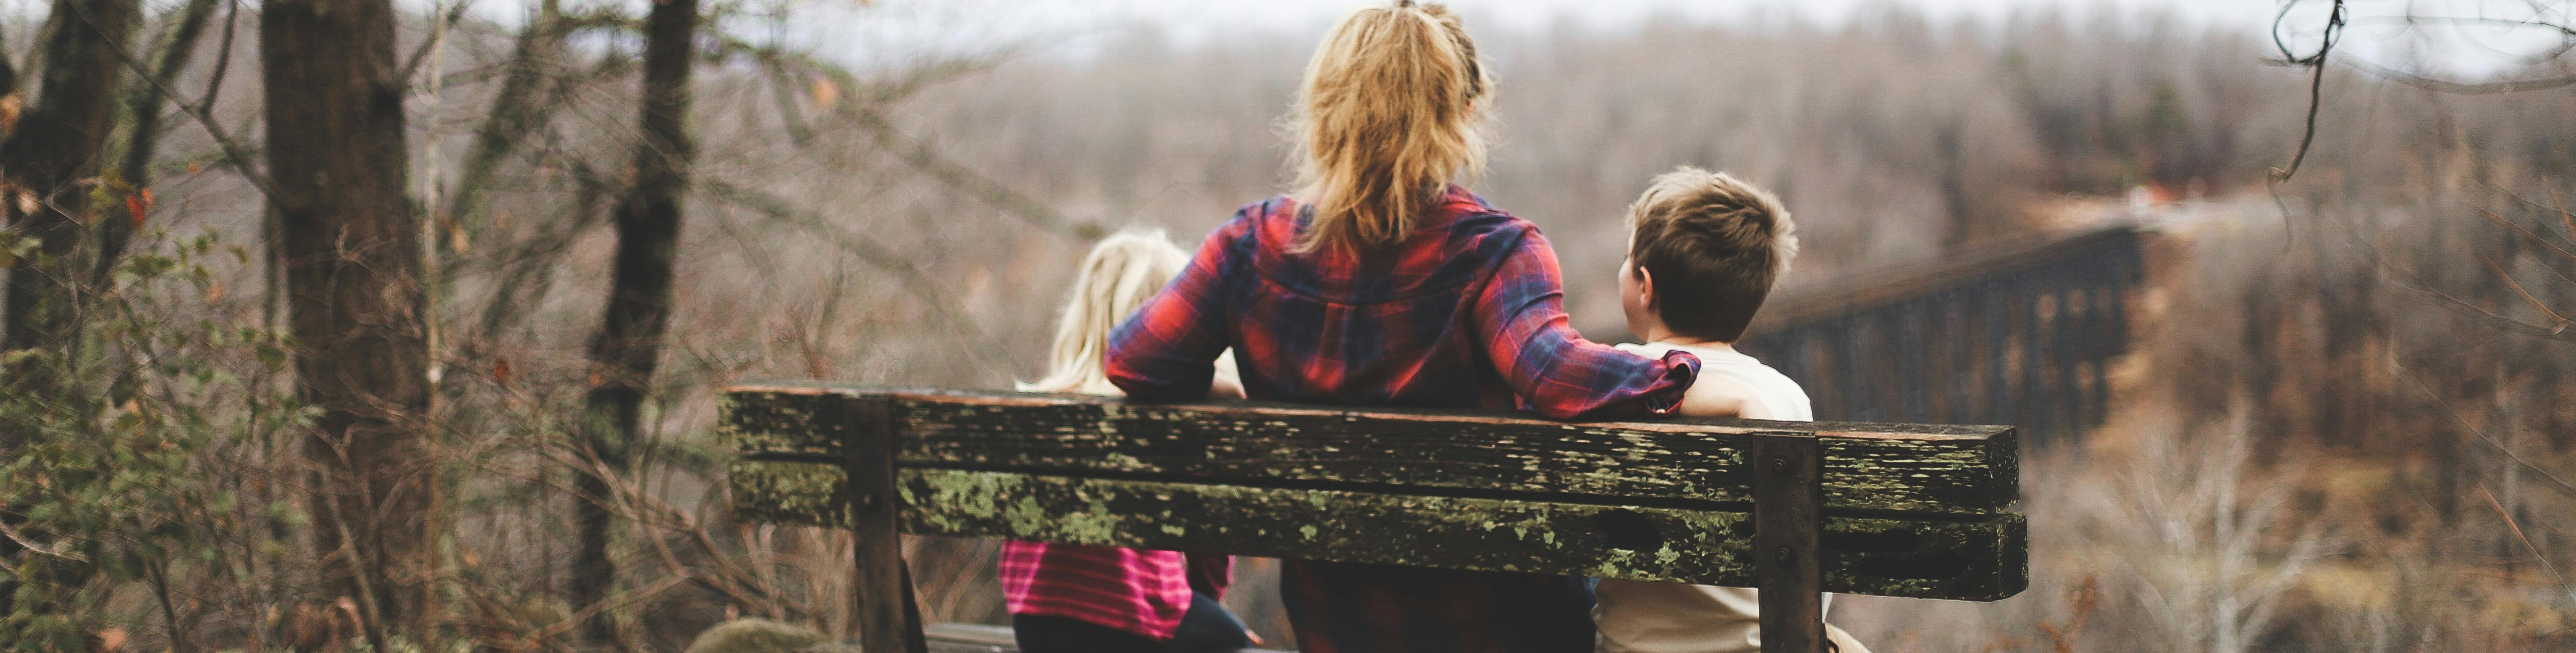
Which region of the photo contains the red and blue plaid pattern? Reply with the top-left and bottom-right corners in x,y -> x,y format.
1105,186 -> 1700,653
1105,186 -> 1698,419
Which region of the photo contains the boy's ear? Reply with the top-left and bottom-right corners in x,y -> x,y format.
1635,266 -> 1656,310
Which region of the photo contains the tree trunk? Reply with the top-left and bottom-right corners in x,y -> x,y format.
0,0 -> 142,619
260,0 -> 435,646
573,0 -> 696,644
0,0 -> 142,390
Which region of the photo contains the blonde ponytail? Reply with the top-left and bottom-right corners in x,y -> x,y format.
1289,1 -> 1492,254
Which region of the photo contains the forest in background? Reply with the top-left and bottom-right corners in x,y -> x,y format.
2,0 -> 2574,651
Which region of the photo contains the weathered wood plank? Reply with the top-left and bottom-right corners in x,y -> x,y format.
730,461 -> 2026,601
722,385 -> 2017,515
1754,436 -> 1826,653
841,397 -> 925,653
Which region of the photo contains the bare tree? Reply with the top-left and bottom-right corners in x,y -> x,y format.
574,0 -> 699,644
260,0 -> 436,646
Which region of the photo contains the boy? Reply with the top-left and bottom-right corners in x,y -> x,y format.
1594,166 -> 1871,653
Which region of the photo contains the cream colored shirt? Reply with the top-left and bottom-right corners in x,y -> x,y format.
1595,343 -> 1865,653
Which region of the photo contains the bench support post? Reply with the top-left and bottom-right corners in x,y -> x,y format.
1753,434 -> 1826,653
846,397 -> 927,653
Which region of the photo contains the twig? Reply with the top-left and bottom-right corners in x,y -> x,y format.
146,558 -> 190,653
698,178 -> 1023,368
2471,201 -> 2576,265
0,513 -> 86,561
88,8 -> 281,203
2376,257 -> 2573,339
2476,484 -> 2576,608
2321,190 -> 2576,341
198,0 -> 239,112
2343,55 -> 2576,95
847,108 -> 1105,240
529,573 -> 690,642
714,35 -> 1094,239
2476,253 -> 2571,326
2270,0 -> 2346,184
2395,364 -> 2576,500
398,0 -> 478,88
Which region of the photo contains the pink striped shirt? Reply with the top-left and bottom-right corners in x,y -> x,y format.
999,542 -> 1226,639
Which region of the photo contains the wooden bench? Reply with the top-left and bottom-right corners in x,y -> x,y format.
724,384 -> 2027,653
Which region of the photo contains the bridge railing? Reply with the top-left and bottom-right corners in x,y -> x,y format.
1739,224 -> 2149,445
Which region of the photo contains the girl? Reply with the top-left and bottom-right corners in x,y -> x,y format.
1102,3 -> 1702,653
1007,231 -> 1251,653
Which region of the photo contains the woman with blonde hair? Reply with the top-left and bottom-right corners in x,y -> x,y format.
1007,231 -> 1251,653
1103,3 -> 1702,652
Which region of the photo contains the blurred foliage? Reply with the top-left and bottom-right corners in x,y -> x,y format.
0,228 -> 312,651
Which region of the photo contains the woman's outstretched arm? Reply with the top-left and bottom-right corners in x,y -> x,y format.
1104,217 -> 1246,402
1473,229 -> 1700,420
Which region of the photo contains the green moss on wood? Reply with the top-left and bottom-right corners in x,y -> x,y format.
731,461 -> 2025,600
723,387 -> 2018,515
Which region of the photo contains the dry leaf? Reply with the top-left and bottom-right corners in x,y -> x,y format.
810,75 -> 841,112
492,356 -> 513,385
187,161 -> 202,174
16,189 -> 34,214
205,281 -> 226,305
94,627 -> 128,653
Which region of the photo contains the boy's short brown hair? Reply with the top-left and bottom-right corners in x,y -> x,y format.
1625,166 -> 1798,342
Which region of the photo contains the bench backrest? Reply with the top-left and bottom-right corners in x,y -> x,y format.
723,384 -> 2026,602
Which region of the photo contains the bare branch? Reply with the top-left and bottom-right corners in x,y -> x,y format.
2270,0 -> 2345,184
696,177 -> 1026,371
2395,365 -> 2576,500
2343,55 -> 2576,94
448,0 -> 578,238
2469,205 -> 2576,286
847,107 -> 1107,240
90,7 -> 280,202
2476,484 -> 2576,608
0,513 -> 86,561
398,0 -> 477,89
199,0 -> 240,111
2477,253 -> 2570,326
2376,259 -> 2572,339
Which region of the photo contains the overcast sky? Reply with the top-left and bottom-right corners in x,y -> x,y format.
3,0 -> 2544,81
1088,0 -> 2284,36
787,0 -> 2567,79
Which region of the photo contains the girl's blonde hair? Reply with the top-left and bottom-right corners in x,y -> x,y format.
1020,231 -> 1194,395
1289,0 -> 1492,254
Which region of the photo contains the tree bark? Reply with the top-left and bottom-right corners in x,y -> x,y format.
260,0 -> 435,646
0,0 -> 142,622
0,0 -> 142,389
573,0 -> 696,644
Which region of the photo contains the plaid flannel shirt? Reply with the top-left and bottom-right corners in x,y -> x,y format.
1105,187 -> 1700,653
1105,186 -> 1697,418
